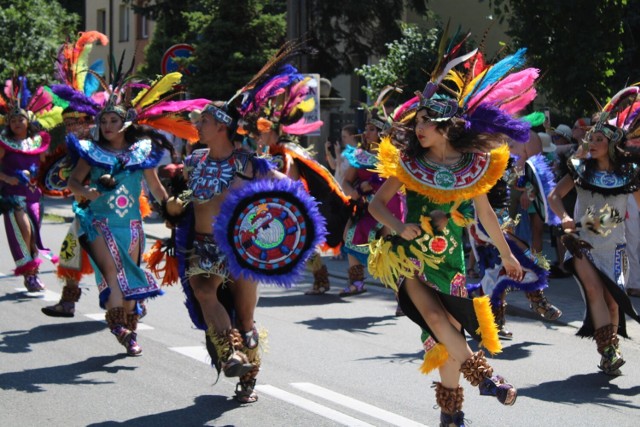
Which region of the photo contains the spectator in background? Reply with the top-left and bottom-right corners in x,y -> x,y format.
325,123 -> 358,189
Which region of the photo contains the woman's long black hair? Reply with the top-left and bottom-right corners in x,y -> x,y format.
97,122 -> 175,157
403,107 -> 504,159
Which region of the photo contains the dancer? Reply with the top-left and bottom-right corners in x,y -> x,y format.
238,64 -> 351,296
340,107 -> 405,297
0,78 -> 61,293
67,70 -> 196,356
548,86 -> 640,376
368,44 -> 538,425
42,30 -> 108,317
468,155 -> 554,339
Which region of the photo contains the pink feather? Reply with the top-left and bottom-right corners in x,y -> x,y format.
28,87 -> 53,113
468,68 -> 539,113
393,95 -> 419,121
244,76 -> 291,113
140,98 -> 210,118
281,119 -> 323,135
499,87 -> 537,115
91,91 -> 109,107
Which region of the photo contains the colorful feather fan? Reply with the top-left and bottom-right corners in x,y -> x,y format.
52,31 -> 109,116
236,41 -> 322,136
0,77 -> 62,130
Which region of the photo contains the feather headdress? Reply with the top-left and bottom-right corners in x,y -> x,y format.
394,26 -> 539,144
0,77 -> 62,129
51,31 -> 109,118
235,40 -> 322,136
587,85 -> 640,161
83,50 -> 206,142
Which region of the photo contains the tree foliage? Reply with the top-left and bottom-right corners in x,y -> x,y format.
0,0 -> 79,85
484,0 -> 633,119
355,23 -> 441,100
130,0 -> 287,100
306,0 -> 429,79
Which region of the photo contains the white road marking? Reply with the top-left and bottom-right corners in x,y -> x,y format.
291,382 -> 428,427
170,346 -> 209,364
85,313 -> 154,330
255,384 -> 376,427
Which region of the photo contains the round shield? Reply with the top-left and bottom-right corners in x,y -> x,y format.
38,149 -> 73,198
524,155 -> 560,225
214,178 -> 326,287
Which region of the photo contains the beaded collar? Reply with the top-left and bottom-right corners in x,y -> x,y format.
568,157 -> 639,195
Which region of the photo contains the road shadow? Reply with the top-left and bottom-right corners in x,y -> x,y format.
358,350 -> 424,365
491,340 -> 551,361
519,372 -> 640,409
87,394 -> 240,427
297,315 -> 397,335
0,354 -> 132,393
258,292 -> 349,308
0,320 -> 105,354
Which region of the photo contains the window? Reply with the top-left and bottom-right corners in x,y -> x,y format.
119,4 -> 129,42
137,13 -> 149,40
97,9 -> 106,34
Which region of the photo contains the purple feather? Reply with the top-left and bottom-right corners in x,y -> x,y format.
475,232 -> 549,307
51,84 -> 101,116
466,104 -> 530,142
214,178 -> 327,287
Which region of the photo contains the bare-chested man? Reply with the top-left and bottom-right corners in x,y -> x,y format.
177,102 -> 282,403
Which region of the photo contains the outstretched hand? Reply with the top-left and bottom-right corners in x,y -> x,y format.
501,252 -> 524,281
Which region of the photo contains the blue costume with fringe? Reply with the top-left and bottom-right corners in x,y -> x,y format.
67,135 -> 164,308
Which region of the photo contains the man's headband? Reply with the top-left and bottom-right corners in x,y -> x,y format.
203,104 -> 233,126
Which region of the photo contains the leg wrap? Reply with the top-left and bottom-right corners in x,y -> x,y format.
460,350 -> 517,406
205,327 -> 254,378
348,264 -> 365,284
105,307 -> 127,330
526,289 -> 562,320
106,307 -> 141,356
61,285 -> 82,303
312,264 -> 330,289
594,324 -> 624,375
459,350 -> 493,387
235,325 -> 263,404
492,302 -> 506,329
126,313 -> 139,332
434,382 -> 464,414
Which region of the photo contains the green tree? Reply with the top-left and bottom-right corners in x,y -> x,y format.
355,23 -> 441,100
130,0 -> 287,100
184,0 -> 287,99
484,0 -> 631,119
0,0 -> 79,85
306,0 -> 430,80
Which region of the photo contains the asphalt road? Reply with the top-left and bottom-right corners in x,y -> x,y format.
1,215 -> 639,426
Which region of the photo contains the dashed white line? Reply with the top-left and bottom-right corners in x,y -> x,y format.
85,313 -> 154,330
255,384 -> 377,427
291,382 -> 428,427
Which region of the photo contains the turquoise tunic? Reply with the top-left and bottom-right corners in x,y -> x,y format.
69,136 -> 165,308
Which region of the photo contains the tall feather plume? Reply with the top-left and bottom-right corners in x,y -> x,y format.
230,39 -> 312,105
73,31 -> 109,92
463,48 -> 527,107
131,72 -> 182,111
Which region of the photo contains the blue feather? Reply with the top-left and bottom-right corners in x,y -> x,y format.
18,76 -> 31,109
464,48 -> 527,105
84,59 -> 104,96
